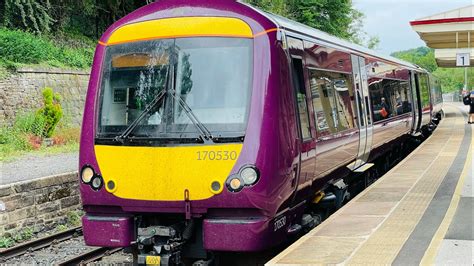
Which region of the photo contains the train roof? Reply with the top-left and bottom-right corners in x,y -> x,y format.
242,3 -> 423,72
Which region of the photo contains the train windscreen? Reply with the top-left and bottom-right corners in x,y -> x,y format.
97,37 -> 253,141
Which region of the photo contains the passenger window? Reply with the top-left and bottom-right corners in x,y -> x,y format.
369,79 -> 412,122
419,74 -> 430,109
292,58 -> 312,140
309,69 -> 356,137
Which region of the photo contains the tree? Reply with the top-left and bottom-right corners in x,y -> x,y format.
245,0 -> 379,49
347,8 -> 380,49
4,0 -> 54,34
245,0 -> 290,17
391,47 -> 438,72
392,46 -> 474,92
0,0 -> 6,27
289,0 -> 353,39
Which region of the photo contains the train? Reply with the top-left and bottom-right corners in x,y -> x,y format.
78,1 -> 443,265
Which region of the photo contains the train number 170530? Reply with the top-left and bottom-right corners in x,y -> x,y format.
197,151 -> 238,161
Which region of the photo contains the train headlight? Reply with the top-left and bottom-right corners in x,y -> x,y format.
81,166 -> 94,184
240,166 -> 259,186
91,176 -> 103,190
226,176 -> 244,193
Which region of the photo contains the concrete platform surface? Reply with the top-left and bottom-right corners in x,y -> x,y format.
0,152 -> 78,185
267,103 -> 473,265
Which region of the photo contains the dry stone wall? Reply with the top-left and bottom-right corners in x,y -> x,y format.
0,172 -> 81,236
0,67 -> 90,127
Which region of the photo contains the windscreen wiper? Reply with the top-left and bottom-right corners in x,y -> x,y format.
168,88 -> 213,141
115,88 -> 167,143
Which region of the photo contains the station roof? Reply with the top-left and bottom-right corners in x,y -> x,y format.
410,5 -> 474,67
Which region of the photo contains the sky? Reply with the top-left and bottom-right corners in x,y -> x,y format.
353,0 -> 472,55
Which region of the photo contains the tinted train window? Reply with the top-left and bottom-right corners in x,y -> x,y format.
431,77 -> 443,105
419,74 -> 431,110
309,69 -> 356,136
98,37 -> 253,138
369,79 -> 412,122
292,58 -> 312,140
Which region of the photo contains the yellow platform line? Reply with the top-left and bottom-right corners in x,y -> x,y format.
420,121 -> 473,265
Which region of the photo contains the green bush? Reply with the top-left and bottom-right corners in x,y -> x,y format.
0,28 -> 52,64
0,114 -> 34,151
0,236 -> 14,248
36,87 -> 63,138
0,28 -> 93,69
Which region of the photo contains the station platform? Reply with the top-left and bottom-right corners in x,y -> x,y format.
267,103 -> 473,265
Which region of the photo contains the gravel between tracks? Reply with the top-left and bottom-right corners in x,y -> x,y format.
3,237 -> 92,265
0,153 -> 78,185
2,234 -> 133,266
90,250 -> 133,265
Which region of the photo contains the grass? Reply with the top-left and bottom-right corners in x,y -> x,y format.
0,135 -> 79,162
0,27 -> 94,72
0,112 -> 80,162
0,227 -> 34,248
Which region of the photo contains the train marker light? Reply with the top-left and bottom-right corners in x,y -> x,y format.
81,166 -> 94,184
107,180 -> 117,192
210,181 -> 223,194
91,176 -> 103,190
240,166 -> 259,186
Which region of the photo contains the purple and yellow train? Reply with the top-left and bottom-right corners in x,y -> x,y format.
79,1 -> 443,265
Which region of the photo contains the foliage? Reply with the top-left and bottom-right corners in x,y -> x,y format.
52,127 -> 81,146
246,0 -> 291,18
66,210 -> 83,226
55,224 -> 68,232
36,87 -> 63,138
391,47 -> 438,73
0,112 -> 80,161
4,0 -> 54,34
245,0 -> 379,49
0,236 -> 14,248
11,227 -> 34,242
0,112 -> 40,160
14,111 -> 45,137
392,46 -> 474,93
0,28 -> 93,69
346,8 -> 380,49
2,0 -> 148,37
433,67 -> 474,92
0,227 -> 35,248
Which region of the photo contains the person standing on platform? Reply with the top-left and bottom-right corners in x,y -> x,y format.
464,90 -> 474,124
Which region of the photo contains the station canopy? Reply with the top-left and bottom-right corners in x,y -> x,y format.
410,5 -> 474,67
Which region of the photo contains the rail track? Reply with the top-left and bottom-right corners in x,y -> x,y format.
0,226 -> 122,265
0,226 -> 82,262
57,247 -> 123,265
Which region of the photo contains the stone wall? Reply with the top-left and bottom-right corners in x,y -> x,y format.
0,67 -> 90,127
0,172 -> 81,236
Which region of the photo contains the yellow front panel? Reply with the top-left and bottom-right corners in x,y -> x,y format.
94,144 -> 243,201
106,17 -> 253,45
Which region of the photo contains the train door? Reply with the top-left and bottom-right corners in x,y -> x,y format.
287,37 -> 315,203
348,55 -> 374,172
410,72 -> 422,134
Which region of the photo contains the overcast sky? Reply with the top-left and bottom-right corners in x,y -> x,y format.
353,0 -> 472,55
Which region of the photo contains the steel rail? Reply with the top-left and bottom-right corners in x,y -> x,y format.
57,247 -> 122,265
0,226 -> 82,261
